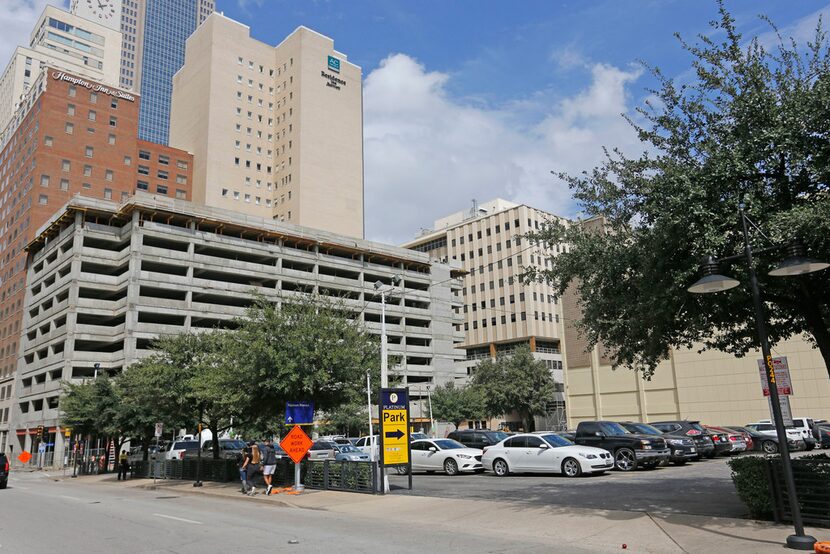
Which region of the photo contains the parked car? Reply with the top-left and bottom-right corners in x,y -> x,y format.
703,428 -> 734,456
724,426 -> 788,454
651,420 -> 716,459
410,432 -> 429,441
745,422 -> 806,450
200,439 -> 248,460
354,435 -> 379,459
163,440 -> 201,460
758,418 -> 817,451
410,439 -> 483,475
333,444 -> 369,462
619,422 -> 697,465
705,426 -> 747,454
446,429 -> 510,450
818,425 -> 830,449
0,453 -> 8,489
574,421 -> 670,471
483,433 -> 612,477
308,440 -> 339,461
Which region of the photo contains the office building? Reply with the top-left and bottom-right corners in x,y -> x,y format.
0,68 -> 193,456
12,193 -> 463,462
402,199 -> 567,429
0,5 -> 122,139
169,14 -> 364,238
71,0 -> 215,143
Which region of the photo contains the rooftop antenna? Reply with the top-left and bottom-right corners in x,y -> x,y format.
470,198 -> 478,218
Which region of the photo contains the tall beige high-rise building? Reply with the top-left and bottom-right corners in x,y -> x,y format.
169,13 -> 364,239
403,199 -> 567,429
0,5 -> 122,140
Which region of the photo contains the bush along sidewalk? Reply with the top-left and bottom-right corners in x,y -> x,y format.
729,454 -> 830,526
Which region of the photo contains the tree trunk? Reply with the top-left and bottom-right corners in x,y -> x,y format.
797,282 -> 830,380
210,420 -> 220,460
524,412 -> 536,432
141,435 -> 151,462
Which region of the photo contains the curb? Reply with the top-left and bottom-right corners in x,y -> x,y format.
133,481 -> 311,509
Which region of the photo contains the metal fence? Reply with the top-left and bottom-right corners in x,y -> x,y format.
304,460 -> 378,494
768,456 -> 830,527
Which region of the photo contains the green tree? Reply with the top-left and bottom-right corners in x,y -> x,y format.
430,382 -> 486,430
318,401 -> 369,437
234,294 -> 381,434
527,4 -> 830,378
61,376 -> 118,438
471,346 -> 557,431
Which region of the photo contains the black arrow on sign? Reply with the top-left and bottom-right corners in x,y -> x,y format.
385,429 -> 405,440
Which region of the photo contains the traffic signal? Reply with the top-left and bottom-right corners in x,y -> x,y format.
41,426 -> 49,442
36,425 -> 43,440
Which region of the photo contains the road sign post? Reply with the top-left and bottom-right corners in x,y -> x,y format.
757,356 -> 795,426
379,388 -> 412,492
282,425 -> 313,492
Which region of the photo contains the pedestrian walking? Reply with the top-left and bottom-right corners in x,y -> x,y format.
261,439 -> 278,495
247,442 -> 262,496
117,450 -> 129,481
239,445 -> 252,494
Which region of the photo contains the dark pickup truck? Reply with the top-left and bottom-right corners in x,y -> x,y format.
0,453 -> 8,489
574,421 -> 671,471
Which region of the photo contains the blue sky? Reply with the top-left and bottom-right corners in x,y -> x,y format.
4,1 -> 827,243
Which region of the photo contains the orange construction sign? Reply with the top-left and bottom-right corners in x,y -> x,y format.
18,451 -> 31,464
281,425 -> 313,464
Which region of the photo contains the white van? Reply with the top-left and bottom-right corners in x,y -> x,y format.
758,418 -> 816,450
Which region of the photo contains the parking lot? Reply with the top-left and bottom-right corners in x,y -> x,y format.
389,455 -> 756,518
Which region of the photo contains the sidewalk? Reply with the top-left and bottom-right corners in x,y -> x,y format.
83,474 -> 826,553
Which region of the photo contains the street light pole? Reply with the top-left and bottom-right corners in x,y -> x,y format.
738,208 -> 815,550
380,288 -> 388,388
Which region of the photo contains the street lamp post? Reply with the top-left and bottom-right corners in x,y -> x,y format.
374,275 -> 402,388
688,204 -> 826,551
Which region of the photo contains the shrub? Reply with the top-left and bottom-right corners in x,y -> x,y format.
728,456 -> 774,519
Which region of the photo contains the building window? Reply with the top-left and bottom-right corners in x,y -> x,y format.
137,165 -> 149,176
176,160 -> 188,170
124,156 -> 131,165
60,178 -> 69,191
221,188 -> 228,197
82,182 -> 91,189
84,165 -> 92,177
158,154 -> 169,165
108,133 -> 116,145
233,191 -> 240,200
44,135 -> 53,146
157,170 -> 168,180
109,117 -> 117,127
244,194 -> 251,202
65,122 -> 74,134
176,189 -> 186,199
90,92 -> 97,103
176,175 -> 186,184
139,150 -> 150,160
67,104 -> 75,116
40,175 -> 50,187
104,188 -> 112,200
62,159 -> 70,171
105,169 -> 113,181
88,110 -> 96,121
156,185 -> 168,195
110,98 -> 118,109
121,191 -> 129,202
85,146 -> 93,158
38,194 -> 48,205
68,85 -> 76,97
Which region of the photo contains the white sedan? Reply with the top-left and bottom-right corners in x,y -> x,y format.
410,439 -> 483,475
482,433 -> 613,477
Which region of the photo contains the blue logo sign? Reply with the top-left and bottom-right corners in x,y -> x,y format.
327,55 -> 341,73
285,401 -> 314,425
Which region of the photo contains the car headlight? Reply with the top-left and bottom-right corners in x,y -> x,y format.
456,454 -> 472,459
578,453 -> 598,459
640,441 -> 652,449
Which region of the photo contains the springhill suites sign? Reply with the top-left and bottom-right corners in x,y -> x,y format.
51,71 -> 136,102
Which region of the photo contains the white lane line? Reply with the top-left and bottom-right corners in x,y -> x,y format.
59,495 -> 83,501
153,513 -> 203,525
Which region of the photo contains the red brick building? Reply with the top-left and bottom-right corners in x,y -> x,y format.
0,68 -> 192,452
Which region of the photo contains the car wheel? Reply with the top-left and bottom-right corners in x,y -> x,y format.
492,458 -> 509,477
704,452 -> 716,459
562,457 -> 582,478
761,441 -> 778,454
614,448 -> 637,471
0,480 -> 6,489
395,466 -> 409,475
805,443 -> 815,451
444,458 -> 459,476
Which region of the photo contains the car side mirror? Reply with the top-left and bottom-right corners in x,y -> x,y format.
594,431 -> 605,438
538,443 -> 549,449
428,447 -> 437,452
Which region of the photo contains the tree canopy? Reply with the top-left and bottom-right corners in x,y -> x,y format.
430,381 -> 486,430
526,4 -> 830,378
471,346 -> 558,431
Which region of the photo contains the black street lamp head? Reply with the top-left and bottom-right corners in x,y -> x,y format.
688,255 -> 740,294
768,241 -> 829,277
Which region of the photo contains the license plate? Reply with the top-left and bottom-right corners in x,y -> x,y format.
690,448 -> 696,453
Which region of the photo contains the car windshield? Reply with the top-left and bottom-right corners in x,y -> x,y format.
599,422 -> 630,436
336,445 -> 361,453
175,441 -> 200,451
541,434 -> 573,447
623,423 -> 662,436
433,439 -> 465,450
689,423 -> 707,433
221,440 -> 247,450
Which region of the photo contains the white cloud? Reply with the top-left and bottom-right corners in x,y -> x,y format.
0,1 -> 65,73
363,54 -> 644,244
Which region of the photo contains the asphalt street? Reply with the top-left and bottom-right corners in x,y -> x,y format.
1,470 -> 597,554
389,454 -> 748,518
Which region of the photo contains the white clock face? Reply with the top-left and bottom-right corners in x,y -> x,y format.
85,0 -> 117,19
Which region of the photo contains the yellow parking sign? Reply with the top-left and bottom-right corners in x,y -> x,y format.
380,388 -> 410,467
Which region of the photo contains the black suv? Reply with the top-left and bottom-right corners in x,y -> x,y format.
651,420 -> 716,459
0,453 -> 8,489
574,421 -> 670,471
620,422 -> 697,465
446,429 -> 510,450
